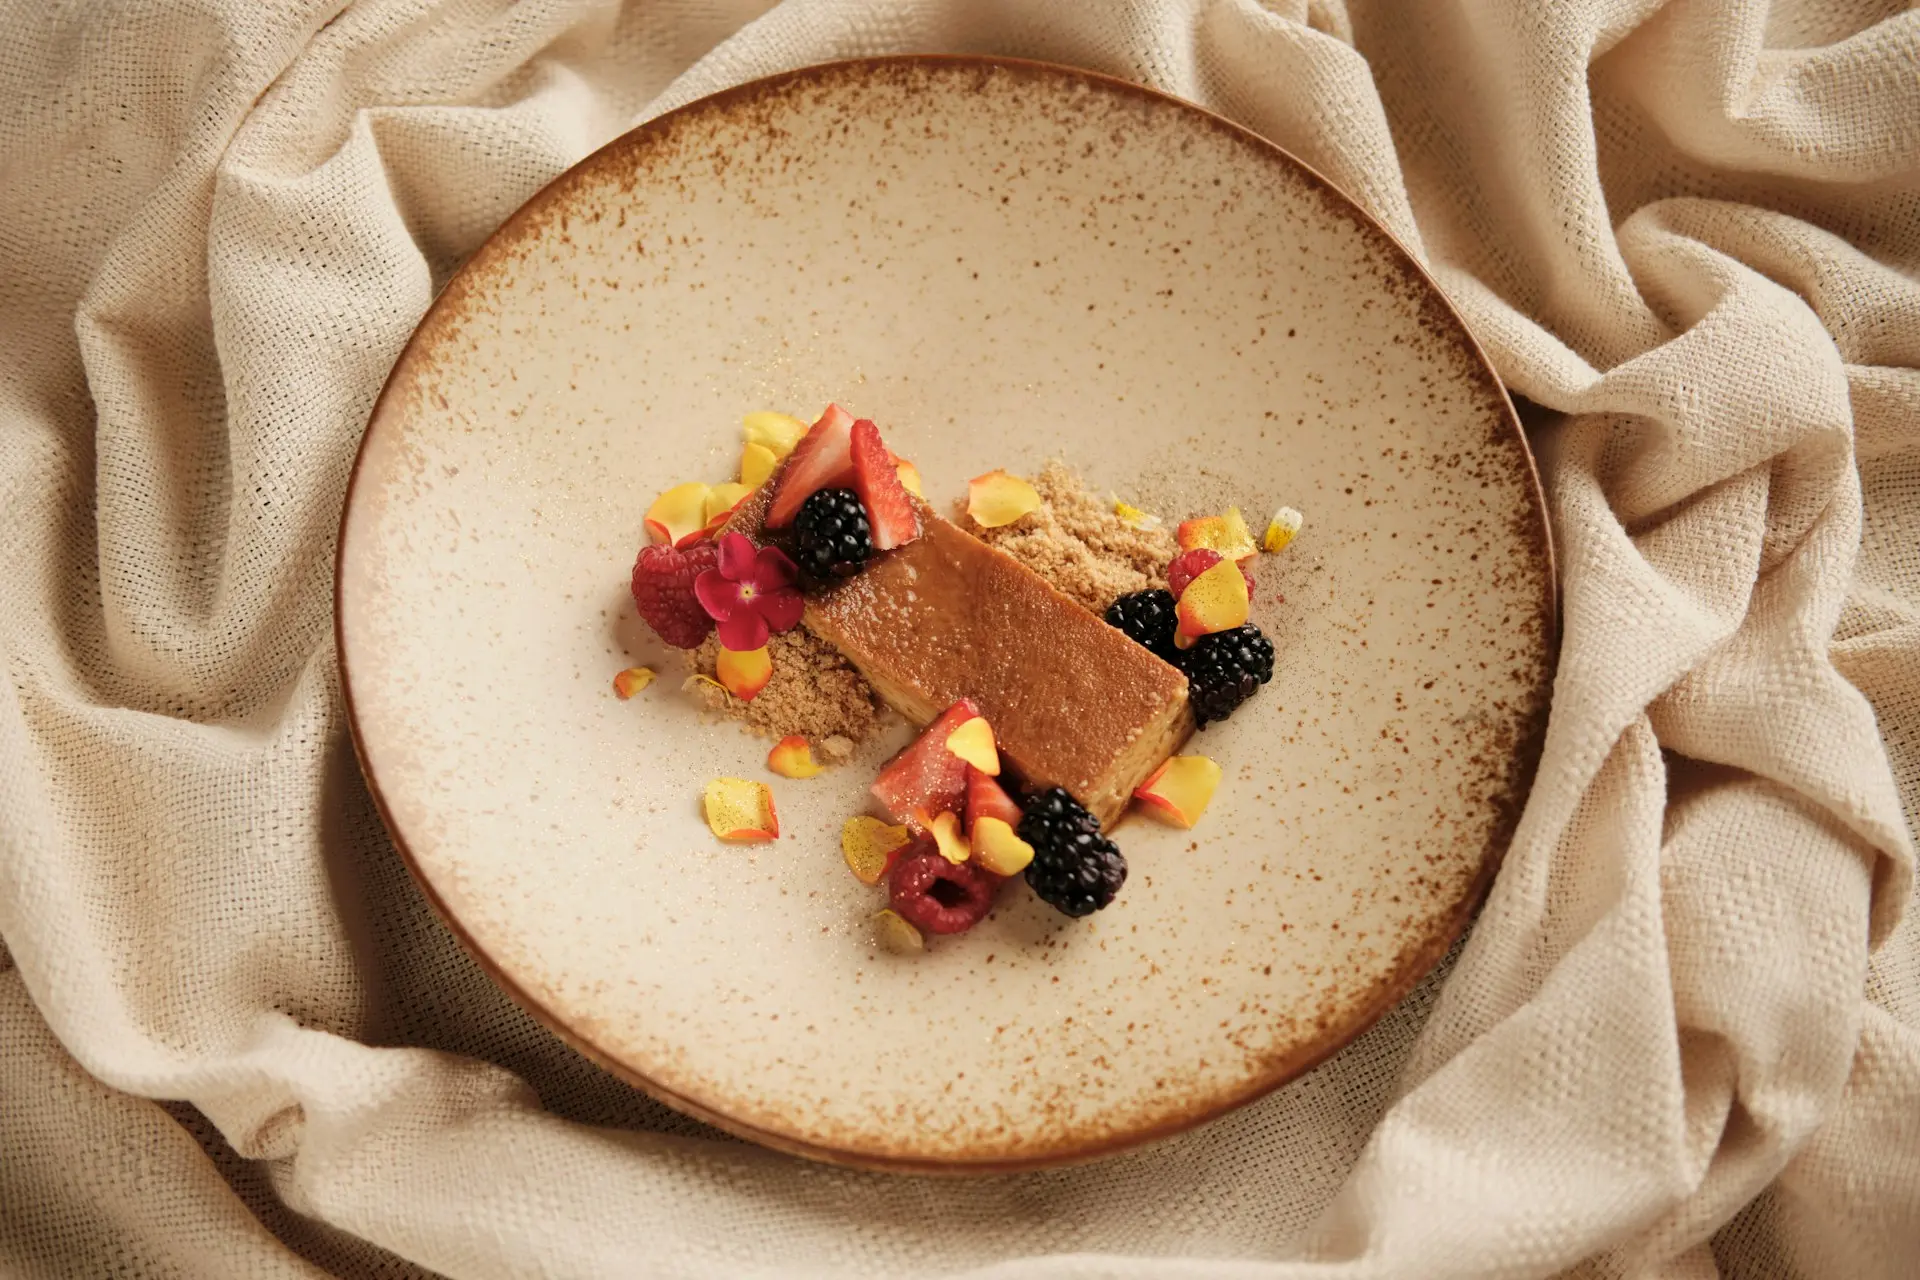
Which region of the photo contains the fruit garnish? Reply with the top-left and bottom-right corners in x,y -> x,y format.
694,532 -> 804,651
889,848 -> 995,935
1176,507 -> 1258,561
1166,548 -> 1224,598
767,735 -> 824,778
843,816 -> 912,884
1182,624 -> 1275,725
765,403 -> 856,527
971,817 -> 1035,876
630,540 -> 719,648
1133,755 -> 1222,828
705,482 -> 753,524
792,488 -> 873,580
895,458 -> 923,497
924,809 -> 971,864
704,777 -> 778,842
967,470 -> 1042,528
1175,558 -> 1250,643
849,419 -> 921,550
715,644 -> 772,701
964,768 -> 1024,831
740,441 -> 779,489
943,715 -> 1000,775
742,410 -> 808,458
1264,505 -> 1304,553
611,667 -> 655,699
871,699 -> 981,827
874,908 -> 926,953
645,481 -> 714,546
1111,496 -> 1158,529
1105,588 -> 1181,663
1018,787 -> 1125,917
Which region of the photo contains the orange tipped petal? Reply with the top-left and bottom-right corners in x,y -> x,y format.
715,645 -> 773,701
767,735 -> 825,779
843,816 -> 911,885
645,482 -> 713,546
970,816 -> 1034,875
1134,755 -> 1223,828
1175,559 -> 1250,639
943,716 -> 1000,775
1177,508 -> 1258,560
611,666 -> 655,699
966,470 -> 1041,528
704,778 -> 778,842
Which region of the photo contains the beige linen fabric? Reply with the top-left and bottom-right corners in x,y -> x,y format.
2,0 -> 1917,1275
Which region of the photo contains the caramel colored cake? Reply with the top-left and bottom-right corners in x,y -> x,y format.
729,486 -> 1193,827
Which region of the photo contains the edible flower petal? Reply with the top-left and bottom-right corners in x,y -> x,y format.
695,532 -> 804,653
645,482 -> 713,546
768,735 -> 824,778
967,470 -> 1042,528
704,777 -> 778,841
843,816 -> 911,884
611,667 -> 655,699
1263,506 -> 1304,553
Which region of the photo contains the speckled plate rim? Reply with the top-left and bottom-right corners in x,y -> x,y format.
335,54 -> 1559,1175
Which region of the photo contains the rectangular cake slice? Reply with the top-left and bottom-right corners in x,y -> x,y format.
729,486 -> 1192,827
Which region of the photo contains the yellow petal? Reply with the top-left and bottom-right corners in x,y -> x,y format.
645,481 -> 713,546
1175,559 -> 1250,639
704,778 -> 778,842
896,458 -> 923,498
767,734 -> 825,779
706,482 -> 753,524
743,411 -> 808,458
843,816 -> 911,885
611,666 -> 655,699
970,816 -> 1035,875
927,810 -> 971,864
1133,755 -> 1222,829
1176,508 -> 1258,561
1112,496 -> 1158,529
739,441 -> 779,489
943,715 -> 1000,775
967,470 -> 1042,528
874,908 -> 924,954
716,645 -> 772,701
1263,505 -> 1304,553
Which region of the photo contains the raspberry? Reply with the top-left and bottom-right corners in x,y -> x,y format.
630,539 -> 719,648
1167,547 -> 1252,599
888,847 -> 996,935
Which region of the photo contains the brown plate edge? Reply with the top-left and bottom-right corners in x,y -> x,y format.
332,52 -> 1561,1176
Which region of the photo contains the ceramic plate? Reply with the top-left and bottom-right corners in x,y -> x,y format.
337,57 -> 1555,1172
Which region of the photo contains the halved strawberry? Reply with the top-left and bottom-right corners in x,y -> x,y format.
871,698 -> 979,828
849,419 -> 921,550
965,767 -> 1024,832
765,403 -> 856,528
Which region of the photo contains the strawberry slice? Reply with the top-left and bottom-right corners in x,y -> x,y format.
965,767 -> 1024,833
849,418 -> 922,550
871,699 -> 979,828
765,403 -> 856,528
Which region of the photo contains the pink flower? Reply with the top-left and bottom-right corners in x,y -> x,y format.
694,532 -> 803,651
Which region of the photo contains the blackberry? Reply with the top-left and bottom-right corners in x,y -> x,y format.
1019,787 -> 1126,917
1104,588 -> 1179,663
1179,623 -> 1274,726
791,488 -> 873,580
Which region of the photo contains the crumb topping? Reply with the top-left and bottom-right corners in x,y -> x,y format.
957,462 -> 1177,614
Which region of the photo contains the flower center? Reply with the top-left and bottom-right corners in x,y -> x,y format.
738,583 -> 758,603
